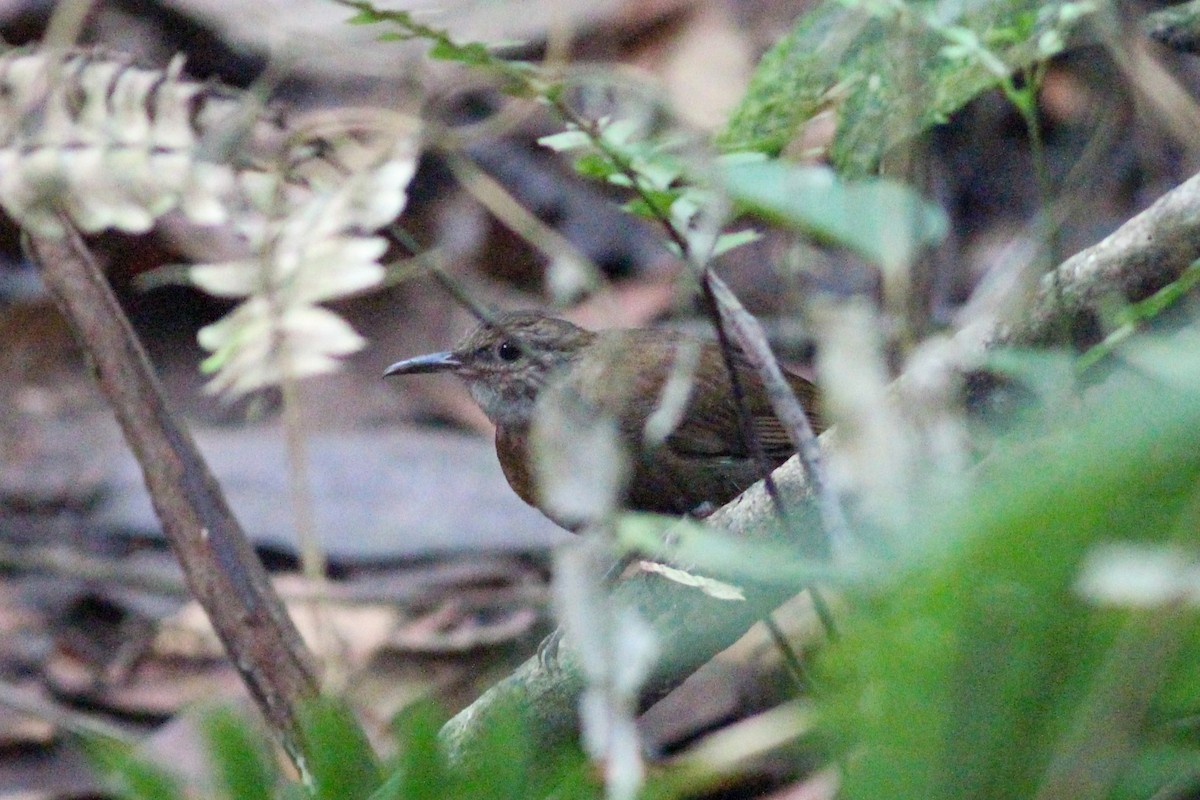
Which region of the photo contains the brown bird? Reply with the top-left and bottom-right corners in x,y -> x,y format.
384,311 -> 822,529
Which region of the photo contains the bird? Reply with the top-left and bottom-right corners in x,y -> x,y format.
384,310 -> 823,529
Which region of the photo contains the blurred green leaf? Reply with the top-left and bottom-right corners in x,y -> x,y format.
378,698 -> 597,800
711,229 -> 762,258
722,160 -> 947,271
820,341 -> 1200,800
538,130 -> 593,153
372,702 -> 446,800
343,9 -> 380,25
453,696 -> 533,800
573,152 -> 623,181
1078,260 -> 1200,373
299,697 -> 382,800
82,735 -> 183,800
201,708 -> 277,800
622,190 -> 680,220
1111,743 -> 1200,800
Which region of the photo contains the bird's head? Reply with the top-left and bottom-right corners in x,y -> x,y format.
384,311 -> 596,427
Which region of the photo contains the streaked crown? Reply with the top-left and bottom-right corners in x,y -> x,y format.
385,311 -> 596,427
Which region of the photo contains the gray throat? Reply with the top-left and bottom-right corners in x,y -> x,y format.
467,379 -> 537,428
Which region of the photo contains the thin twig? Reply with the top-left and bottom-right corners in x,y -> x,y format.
705,274 -> 855,563
440,149 -> 603,293
279,376 -> 345,690
763,615 -> 811,692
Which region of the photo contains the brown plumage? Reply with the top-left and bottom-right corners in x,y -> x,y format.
385,311 -> 823,529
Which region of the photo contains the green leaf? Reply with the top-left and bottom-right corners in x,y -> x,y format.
372,701 -> 446,800
722,159 -> 947,270
200,708 -> 277,800
457,696 -> 598,800
1111,744 -> 1200,800
712,229 -> 762,258
538,129 -> 592,153
720,0 -> 1099,175
80,735 -> 183,800
452,696 -> 533,800
573,152 -> 621,180
299,697 -> 382,800
428,39 -> 495,67
344,9 -> 382,25
622,190 -> 681,220
820,339 -> 1200,800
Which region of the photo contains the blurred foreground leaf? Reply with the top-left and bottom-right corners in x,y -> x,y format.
820,340 -> 1200,800
722,160 -> 947,271
84,735 -> 184,800
202,708 -> 276,800
299,697 -> 382,800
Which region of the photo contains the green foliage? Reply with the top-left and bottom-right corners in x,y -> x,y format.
83,733 -> 183,800
201,708 -> 276,800
541,120 -> 767,259
538,118 -> 688,224
83,700 -> 384,800
343,0 -> 990,270
818,341 -> 1200,800
82,697 -> 600,800
721,159 -> 947,272
339,0 -> 540,94
297,697 -> 382,800
1078,259 -> 1200,373
372,702 -> 445,800
720,0 -> 1098,175
372,698 -> 597,800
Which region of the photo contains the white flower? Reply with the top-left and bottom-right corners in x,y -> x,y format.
0,49 -> 419,399
193,141 -> 416,398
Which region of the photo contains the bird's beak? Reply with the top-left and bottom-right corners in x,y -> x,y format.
383,351 -> 463,376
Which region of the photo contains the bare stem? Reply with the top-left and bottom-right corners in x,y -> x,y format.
704,274 -> 855,563
279,376 -> 340,688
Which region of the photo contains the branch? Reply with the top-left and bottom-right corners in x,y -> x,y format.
439,168 -> 1200,770
27,231 -> 320,771
704,272 -> 854,562
439,450 -> 818,771
990,169 -> 1200,349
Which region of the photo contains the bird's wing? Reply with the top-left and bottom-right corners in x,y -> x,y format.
558,329 -> 821,461
663,342 -> 821,460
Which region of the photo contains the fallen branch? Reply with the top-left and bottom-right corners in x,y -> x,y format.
991,169 -> 1200,349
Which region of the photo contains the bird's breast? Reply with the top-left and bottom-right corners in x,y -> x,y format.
494,425 -> 539,509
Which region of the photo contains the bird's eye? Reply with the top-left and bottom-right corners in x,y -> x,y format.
497,341 -> 522,362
